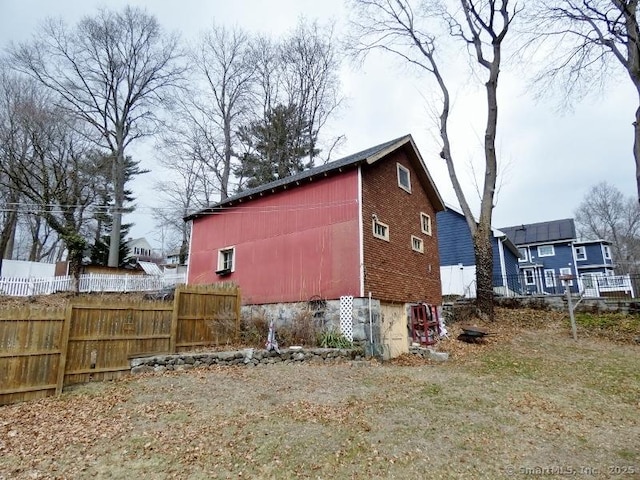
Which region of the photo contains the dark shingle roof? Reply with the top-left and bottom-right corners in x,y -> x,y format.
499,218 -> 576,245
185,134 -> 443,221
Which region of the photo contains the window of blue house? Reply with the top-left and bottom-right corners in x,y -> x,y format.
518,247 -> 528,262
603,245 -> 612,260
575,246 -> 586,261
544,269 -> 556,288
538,245 -> 555,257
523,269 -> 535,286
559,267 -> 573,286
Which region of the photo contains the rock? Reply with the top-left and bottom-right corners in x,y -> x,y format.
153,365 -> 166,373
184,356 -> 195,364
131,365 -> 153,375
216,351 -> 237,361
429,351 -> 449,362
130,358 -> 146,368
293,352 -> 305,361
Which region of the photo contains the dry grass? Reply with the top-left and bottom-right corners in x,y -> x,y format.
1,308 -> 639,479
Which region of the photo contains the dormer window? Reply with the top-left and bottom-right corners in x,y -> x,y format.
397,163 -> 411,193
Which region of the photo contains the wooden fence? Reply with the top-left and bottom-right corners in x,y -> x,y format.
0,283 -> 240,406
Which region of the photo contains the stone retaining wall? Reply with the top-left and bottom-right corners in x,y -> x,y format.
130,347 -> 364,374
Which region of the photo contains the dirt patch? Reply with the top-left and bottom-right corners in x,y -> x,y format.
1,317 -> 639,479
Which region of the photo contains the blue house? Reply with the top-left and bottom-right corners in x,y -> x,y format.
500,219 -> 632,297
437,207 -> 521,298
501,218 -> 577,294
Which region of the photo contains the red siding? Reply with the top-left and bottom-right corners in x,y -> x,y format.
188,170 -> 361,304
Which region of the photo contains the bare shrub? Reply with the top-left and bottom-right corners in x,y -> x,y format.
241,311 -> 270,348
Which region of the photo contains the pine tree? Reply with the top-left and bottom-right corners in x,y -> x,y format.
235,103 -> 318,189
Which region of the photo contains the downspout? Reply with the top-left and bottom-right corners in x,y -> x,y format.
368,291 -> 374,357
185,220 -> 193,285
357,166 -> 365,297
498,235 -> 507,290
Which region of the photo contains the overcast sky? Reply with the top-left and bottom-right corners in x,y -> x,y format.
1,0 -> 636,249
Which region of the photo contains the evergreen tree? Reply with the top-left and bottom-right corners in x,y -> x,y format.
235,103 -> 318,189
90,154 -> 146,266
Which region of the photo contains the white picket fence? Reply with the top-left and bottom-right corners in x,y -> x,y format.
0,273 -> 186,297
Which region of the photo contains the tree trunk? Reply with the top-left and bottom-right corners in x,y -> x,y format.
473,222 -> 494,320
108,149 -> 125,267
635,102 -> 640,204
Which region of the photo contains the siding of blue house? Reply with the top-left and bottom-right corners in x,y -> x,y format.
437,209 -> 521,294
575,241 -> 614,275
436,210 -> 475,267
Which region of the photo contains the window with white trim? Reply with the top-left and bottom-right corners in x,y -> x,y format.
544,269 -> 556,288
372,218 -> 389,241
396,163 -> 411,193
518,247 -> 528,262
411,235 -> 424,253
420,212 -> 432,236
523,269 -> 535,286
575,246 -> 587,261
559,267 -> 573,286
538,245 -> 555,257
603,245 -> 612,260
216,246 -> 235,275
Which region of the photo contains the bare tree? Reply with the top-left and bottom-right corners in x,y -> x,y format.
575,181 -> 640,274
349,0 -> 517,319
0,69 -> 21,271
0,78 -> 108,285
8,6 -> 185,267
280,19 -> 345,164
527,1 -> 640,203
185,25 -> 255,200
154,136 -> 215,264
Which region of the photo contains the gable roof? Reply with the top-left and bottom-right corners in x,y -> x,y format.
500,218 -> 576,245
184,134 -> 445,221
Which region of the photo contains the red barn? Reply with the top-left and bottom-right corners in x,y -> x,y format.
185,135 -> 445,356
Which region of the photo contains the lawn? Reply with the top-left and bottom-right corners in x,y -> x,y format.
1,311 -> 639,479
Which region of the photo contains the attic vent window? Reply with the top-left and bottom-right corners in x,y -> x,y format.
397,163 -> 411,193
216,247 -> 235,276
372,218 -> 389,241
411,235 -> 424,253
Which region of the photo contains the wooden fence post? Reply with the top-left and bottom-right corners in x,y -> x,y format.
169,286 -> 181,353
55,305 -> 73,395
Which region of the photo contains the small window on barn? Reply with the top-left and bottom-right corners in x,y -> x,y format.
372,218 -> 389,241
411,235 -> 424,253
216,246 -> 235,276
420,212 -> 432,236
397,163 -> 411,193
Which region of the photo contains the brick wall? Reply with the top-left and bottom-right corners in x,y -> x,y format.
361,148 -> 442,305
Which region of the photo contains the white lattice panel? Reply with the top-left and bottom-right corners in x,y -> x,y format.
339,295 -> 354,341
